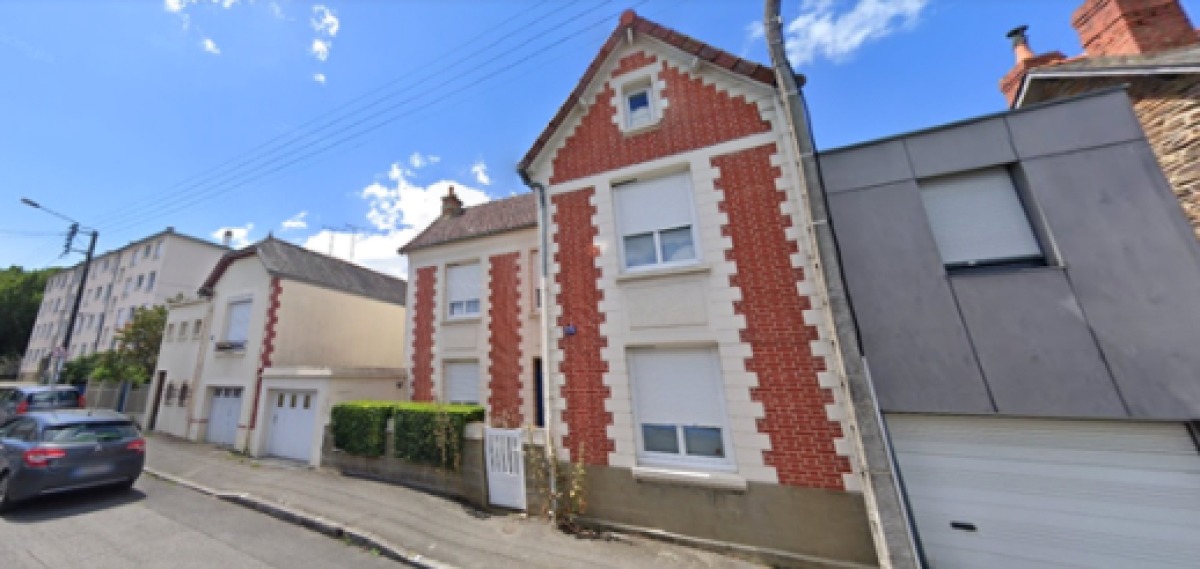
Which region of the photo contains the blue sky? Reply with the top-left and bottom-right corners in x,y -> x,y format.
4,0 -> 1196,277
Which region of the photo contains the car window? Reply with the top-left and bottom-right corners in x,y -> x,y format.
56,390 -> 79,405
7,420 -> 38,442
30,392 -> 55,407
42,422 -> 139,443
0,418 -> 20,438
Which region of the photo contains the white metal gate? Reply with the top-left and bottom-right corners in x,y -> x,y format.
205,387 -> 243,447
267,390 -> 317,463
485,427 -> 526,510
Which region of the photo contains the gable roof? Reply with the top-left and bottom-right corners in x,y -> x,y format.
517,10 -> 778,173
1018,41 -> 1200,105
200,237 -> 407,305
398,192 -> 537,254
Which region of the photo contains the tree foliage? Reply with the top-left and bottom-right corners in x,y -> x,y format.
0,266 -> 58,358
91,305 -> 167,385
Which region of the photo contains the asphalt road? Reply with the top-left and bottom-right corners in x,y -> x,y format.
0,476 -> 400,568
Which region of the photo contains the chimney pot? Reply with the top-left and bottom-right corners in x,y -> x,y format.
222,230 -> 233,247
1007,25 -> 1037,62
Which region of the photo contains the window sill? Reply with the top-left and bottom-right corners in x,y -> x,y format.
631,466 -> 747,492
615,263 -> 710,284
442,316 -> 481,325
620,118 -> 663,138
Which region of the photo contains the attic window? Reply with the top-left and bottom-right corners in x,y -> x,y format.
626,88 -> 652,128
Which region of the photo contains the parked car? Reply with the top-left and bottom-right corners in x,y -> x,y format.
0,385 -> 85,422
0,382 -> 37,407
0,410 -> 144,512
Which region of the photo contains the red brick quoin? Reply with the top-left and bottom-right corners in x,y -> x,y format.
715,144 -> 851,490
549,53 -> 771,185
552,188 -> 613,465
410,266 -> 437,402
487,253 -> 523,427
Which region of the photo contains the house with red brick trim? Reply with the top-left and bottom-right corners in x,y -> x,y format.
399,191 -> 542,428
1000,0 -> 1200,236
149,237 -> 407,467
509,10 -> 875,567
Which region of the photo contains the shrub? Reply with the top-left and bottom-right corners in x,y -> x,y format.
330,401 -> 404,457
392,402 -> 485,470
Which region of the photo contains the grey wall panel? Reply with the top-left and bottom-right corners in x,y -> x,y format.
828,182 -> 995,413
1006,90 -> 1144,160
1023,143 -> 1200,418
820,140 -> 913,193
950,269 -> 1127,418
904,118 -> 1017,179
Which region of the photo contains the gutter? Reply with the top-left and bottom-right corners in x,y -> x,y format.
1016,65 -> 1200,108
763,1 -> 919,568
519,167 -> 559,522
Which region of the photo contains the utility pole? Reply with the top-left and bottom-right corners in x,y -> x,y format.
21,198 -> 99,404
321,224 -> 368,261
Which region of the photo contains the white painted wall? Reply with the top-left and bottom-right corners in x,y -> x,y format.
148,298 -> 211,439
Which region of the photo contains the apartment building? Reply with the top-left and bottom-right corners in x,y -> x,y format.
20,228 -> 228,380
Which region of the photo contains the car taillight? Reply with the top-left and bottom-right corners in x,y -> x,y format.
78,394 -> 86,407
16,400 -> 28,414
126,439 -> 145,453
24,447 -> 66,467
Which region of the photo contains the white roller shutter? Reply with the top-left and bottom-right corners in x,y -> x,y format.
445,361 -> 480,405
225,300 -> 252,343
889,414 -> 1200,569
615,172 -> 693,235
919,168 -> 1042,266
629,348 -> 723,428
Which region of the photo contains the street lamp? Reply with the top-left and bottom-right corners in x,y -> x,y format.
22,198 -> 99,398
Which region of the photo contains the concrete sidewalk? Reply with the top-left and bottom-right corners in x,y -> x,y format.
144,435 -> 760,568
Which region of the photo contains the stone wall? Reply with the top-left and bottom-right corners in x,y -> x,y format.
1024,76 -> 1200,239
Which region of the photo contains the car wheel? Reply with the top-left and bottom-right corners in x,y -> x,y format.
0,472 -> 13,513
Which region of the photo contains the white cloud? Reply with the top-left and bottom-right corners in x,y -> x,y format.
313,73 -> 326,84
202,37 -> 220,54
408,152 -> 440,170
746,21 -> 765,41
311,38 -> 330,61
281,211 -> 308,231
212,223 -> 254,248
470,161 -> 492,186
302,163 -> 488,277
780,0 -> 928,66
269,2 -> 284,19
311,5 -> 340,37
164,0 -> 187,13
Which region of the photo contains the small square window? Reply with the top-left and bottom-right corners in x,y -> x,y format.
642,424 -> 679,454
626,89 -> 652,128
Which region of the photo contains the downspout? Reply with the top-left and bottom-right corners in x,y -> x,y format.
519,167 -> 559,523
763,2 -> 920,568
186,299 -> 216,440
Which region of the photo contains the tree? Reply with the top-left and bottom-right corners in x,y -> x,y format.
0,266 -> 58,359
61,352 -> 103,384
91,305 -> 167,385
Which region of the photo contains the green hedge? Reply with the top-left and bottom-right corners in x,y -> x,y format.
393,402 -> 485,470
330,401 -> 404,458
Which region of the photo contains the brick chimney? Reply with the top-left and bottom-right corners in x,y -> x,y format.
1073,0 -> 1198,56
442,186 -> 464,218
1000,26 -> 1067,106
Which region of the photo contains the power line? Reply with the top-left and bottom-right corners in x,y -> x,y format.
89,1 -> 605,231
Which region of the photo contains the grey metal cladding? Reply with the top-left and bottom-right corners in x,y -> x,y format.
949,269 -> 1127,418
820,140 -> 913,193
1021,143 -> 1200,418
1006,90 -> 1145,159
903,118 -> 1017,179
827,182 -> 995,413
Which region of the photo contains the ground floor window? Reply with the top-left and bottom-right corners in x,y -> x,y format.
444,361 -> 480,405
629,347 -> 733,470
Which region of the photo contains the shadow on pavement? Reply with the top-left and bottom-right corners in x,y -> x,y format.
1,485 -> 146,524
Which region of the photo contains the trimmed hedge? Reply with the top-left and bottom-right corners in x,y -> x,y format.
393,402 -> 485,470
330,401 -> 404,458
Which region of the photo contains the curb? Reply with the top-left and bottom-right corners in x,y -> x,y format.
144,467 -> 455,569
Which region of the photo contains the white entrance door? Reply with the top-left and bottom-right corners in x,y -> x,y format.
205,387 -> 243,447
888,414 -> 1200,569
485,427 -> 526,510
267,390 -> 318,462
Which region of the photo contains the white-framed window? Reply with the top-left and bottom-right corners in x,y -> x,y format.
446,263 -> 481,318
223,299 -> 252,347
135,274 -> 144,290
919,168 -> 1044,269
444,361 -> 480,405
146,271 -> 156,291
154,240 -> 163,259
629,347 -> 733,470
614,172 -> 698,270
178,321 -> 188,341
193,319 -> 203,339
625,84 -> 653,129
166,323 -> 175,340
124,278 -> 132,295
143,244 -> 152,259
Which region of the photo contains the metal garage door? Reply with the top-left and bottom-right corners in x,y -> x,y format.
266,390 -> 317,463
205,387 -> 243,447
888,415 -> 1200,568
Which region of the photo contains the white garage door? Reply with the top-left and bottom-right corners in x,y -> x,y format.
206,387 -> 243,447
267,390 -> 318,463
888,415 -> 1200,569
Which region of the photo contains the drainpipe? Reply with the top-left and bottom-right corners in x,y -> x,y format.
763,1 -> 919,568
519,167 -> 559,523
